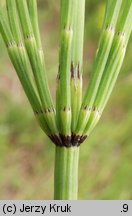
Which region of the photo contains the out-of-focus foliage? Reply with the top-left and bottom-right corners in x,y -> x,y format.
0,0 -> 132,199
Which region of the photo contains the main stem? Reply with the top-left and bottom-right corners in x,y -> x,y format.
54,146 -> 79,200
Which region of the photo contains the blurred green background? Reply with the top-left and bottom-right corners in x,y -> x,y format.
0,0 -> 132,200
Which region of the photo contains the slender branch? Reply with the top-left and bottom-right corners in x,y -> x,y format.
56,0 -> 75,144
27,0 -> 45,65
84,1 -> 132,136
15,0 -> 51,108
6,0 -> 38,97
72,0 -> 85,70
0,8 -> 51,135
27,0 -> 42,50
71,0 -> 85,132
15,0 -> 58,135
75,0 -> 123,137
5,0 -> 55,135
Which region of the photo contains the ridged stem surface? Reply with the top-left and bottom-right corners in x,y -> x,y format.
71,0 -> 85,132
54,146 -> 79,200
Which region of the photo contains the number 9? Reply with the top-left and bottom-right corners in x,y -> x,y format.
123,204 -> 128,212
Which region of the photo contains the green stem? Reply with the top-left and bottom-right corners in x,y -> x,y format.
76,0 -> 123,135
54,146 -> 79,200
57,0 -> 75,136
71,0 -> 85,132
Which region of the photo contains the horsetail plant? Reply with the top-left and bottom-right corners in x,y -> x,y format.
0,0 -> 131,200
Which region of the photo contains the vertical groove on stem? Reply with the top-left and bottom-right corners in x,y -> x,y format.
54,146 -> 79,200
71,0 -> 85,132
